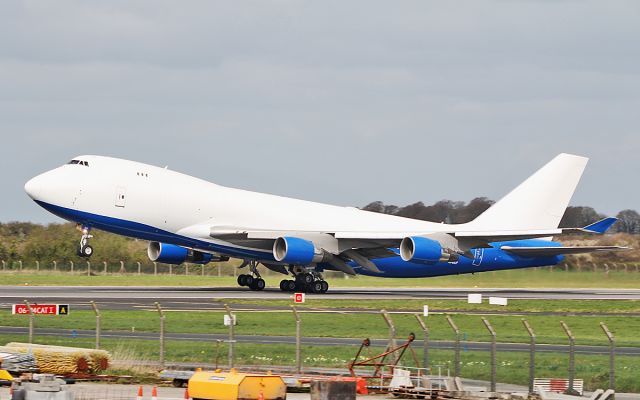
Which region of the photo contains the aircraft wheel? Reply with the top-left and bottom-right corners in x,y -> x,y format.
237,274 -> 247,286
245,275 -> 254,286
311,281 -> 323,293
279,280 -> 287,291
320,280 -> 329,293
301,273 -> 314,285
254,278 -> 266,291
286,280 -> 296,292
79,245 -> 93,258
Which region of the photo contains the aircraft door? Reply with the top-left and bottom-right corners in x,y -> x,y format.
115,186 -> 127,208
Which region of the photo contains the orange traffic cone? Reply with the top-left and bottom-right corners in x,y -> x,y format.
184,388 -> 190,400
136,386 -> 143,400
151,386 -> 158,400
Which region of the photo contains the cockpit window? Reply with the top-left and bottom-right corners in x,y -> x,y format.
68,160 -> 89,166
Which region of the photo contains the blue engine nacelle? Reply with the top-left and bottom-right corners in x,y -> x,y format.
147,242 -> 214,264
399,236 -> 446,264
273,236 -> 319,265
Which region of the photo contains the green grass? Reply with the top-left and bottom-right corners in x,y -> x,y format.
1,306 -> 638,347
1,268 -> 640,288
0,333 -> 635,392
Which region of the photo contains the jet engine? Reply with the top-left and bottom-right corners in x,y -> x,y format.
273,236 -> 322,265
147,242 -> 215,265
399,236 -> 455,264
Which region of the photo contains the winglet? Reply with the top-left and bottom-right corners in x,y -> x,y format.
583,217 -> 618,234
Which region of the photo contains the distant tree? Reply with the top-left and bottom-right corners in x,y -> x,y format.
362,201 -> 385,213
615,209 -> 640,234
559,206 -> 604,228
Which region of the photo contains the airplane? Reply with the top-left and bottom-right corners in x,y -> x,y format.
24,153 -> 626,293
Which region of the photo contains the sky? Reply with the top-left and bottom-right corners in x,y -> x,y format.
1,1 -> 639,223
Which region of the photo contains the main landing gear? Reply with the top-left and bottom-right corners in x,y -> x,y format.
237,261 -> 266,291
77,226 -> 93,258
279,270 -> 329,294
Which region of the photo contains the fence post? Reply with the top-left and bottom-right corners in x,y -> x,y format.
70,261 -> 74,273
137,262 -> 141,275
185,264 -> 189,276
35,261 -> 39,272
292,306 -> 302,374
482,318 -> 497,392
103,261 -> 107,274
600,323 -> 615,396
19,260 -> 23,272
2,260 -> 5,271
446,315 -> 461,377
52,261 -> 57,272
119,261 -> 125,274
87,261 -> 91,276
153,262 -> 157,275
224,304 -> 235,368
155,302 -> 165,368
560,321 -> 576,395
381,310 -> 398,363
91,301 -> 101,349
414,314 -> 429,371
522,319 -> 536,394
169,264 -> 173,275
24,300 -> 34,343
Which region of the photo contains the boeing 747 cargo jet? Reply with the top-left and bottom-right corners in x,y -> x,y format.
24,153 -> 625,293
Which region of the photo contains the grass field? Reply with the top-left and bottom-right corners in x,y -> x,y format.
1,301 -> 638,347
0,333 -> 634,392
1,268 -> 640,288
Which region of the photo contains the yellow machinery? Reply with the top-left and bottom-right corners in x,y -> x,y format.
188,369 -> 286,400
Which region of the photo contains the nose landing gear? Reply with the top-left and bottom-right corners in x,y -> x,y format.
77,226 -> 93,258
237,261 -> 265,291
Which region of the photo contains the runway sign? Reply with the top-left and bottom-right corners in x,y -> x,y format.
12,304 -> 69,315
294,293 -> 305,303
489,297 -> 508,306
468,293 -> 483,304
423,305 -> 429,317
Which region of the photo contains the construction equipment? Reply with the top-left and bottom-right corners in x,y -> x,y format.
188,369 -> 286,400
348,333 -> 419,379
0,358 -> 14,386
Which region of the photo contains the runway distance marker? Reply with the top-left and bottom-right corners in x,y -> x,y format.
293,293 -> 305,303
12,304 -> 69,315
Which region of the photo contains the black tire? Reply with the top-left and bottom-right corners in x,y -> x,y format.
286,280 -> 296,291
237,274 -> 247,286
301,273 -> 314,285
320,280 -> 329,293
245,275 -> 254,286
255,278 -> 266,291
80,245 -> 93,257
279,280 -> 287,291
312,281 -> 323,293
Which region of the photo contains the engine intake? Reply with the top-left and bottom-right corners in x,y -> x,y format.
400,236 -> 454,264
273,236 -> 321,265
148,242 -> 217,265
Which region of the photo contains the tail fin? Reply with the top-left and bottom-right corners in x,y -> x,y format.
468,153 -> 588,231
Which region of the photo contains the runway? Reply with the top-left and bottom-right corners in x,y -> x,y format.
1,286 -> 639,313
1,286 -> 640,310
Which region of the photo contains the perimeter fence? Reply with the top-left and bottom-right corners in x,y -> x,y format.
0,302 -> 637,394
1,259 -> 639,277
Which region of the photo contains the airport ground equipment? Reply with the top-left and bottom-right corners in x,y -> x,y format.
10,374 -> 74,400
0,364 -> 13,386
4,344 -> 110,374
188,369 -> 286,400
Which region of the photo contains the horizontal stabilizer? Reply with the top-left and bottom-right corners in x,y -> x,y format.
582,217 -> 618,234
501,245 -> 629,258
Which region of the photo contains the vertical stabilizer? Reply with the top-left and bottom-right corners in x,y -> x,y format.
468,153 -> 588,231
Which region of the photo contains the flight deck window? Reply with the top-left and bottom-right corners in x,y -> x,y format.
68,160 -> 80,165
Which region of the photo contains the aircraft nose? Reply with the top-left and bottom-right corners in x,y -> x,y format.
24,173 -> 48,200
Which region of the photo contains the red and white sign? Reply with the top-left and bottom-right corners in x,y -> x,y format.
293,293 -> 305,303
12,304 -> 69,315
